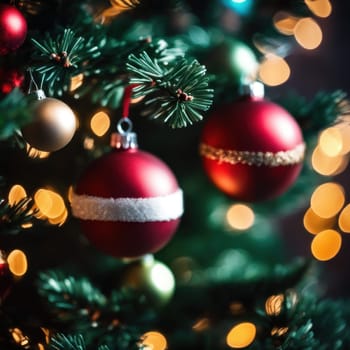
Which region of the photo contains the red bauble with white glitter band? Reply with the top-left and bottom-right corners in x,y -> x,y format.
200,83 -> 305,202
71,118 -> 183,258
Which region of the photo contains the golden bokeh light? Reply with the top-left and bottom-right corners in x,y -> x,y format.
319,127 -> 343,157
271,327 -> 289,337
226,204 -> 255,230
273,11 -> 299,35
70,73 -> 84,92
294,17 -> 323,50
226,322 -> 256,349
90,111 -> 111,137
192,318 -> 210,332
141,331 -> 167,350
265,294 -> 284,316
7,249 -> 28,276
11,328 -> 29,347
8,184 -> 27,206
311,229 -> 342,261
258,54 -> 290,86
310,182 -> 345,218
303,207 -> 336,235
48,208 -> 68,226
305,0 -> 332,18
311,145 -> 348,176
338,204 -> 350,233
34,189 -> 66,219
26,143 -> 50,159
84,136 -> 95,150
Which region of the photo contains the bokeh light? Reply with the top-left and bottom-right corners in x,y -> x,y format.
319,127 -> 343,157
294,17 -> 322,50
7,249 -> 28,276
141,331 -> 167,350
303,207 -> 336,235
310,182 -> 345,218
226,204 -> 255,230
338,204 -> 350,233
258,54 -> 290,86
48,208 -> 68,226
305,0 -> 332,18
311,145 -> 348,176
150,260 -> 175,294
8,184 -> 27,206
34,188 -> 66,220
26,143 -> 50,159
70,73 -> 84,92
265,294 -> 284,316
311,229 -> 342,261
192,318 -> 210,332
273,11 -> 299,35
90,111 -> 110,137
226,322 -> 256,349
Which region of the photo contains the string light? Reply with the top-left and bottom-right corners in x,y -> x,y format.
226,322 -> 256,349
294,17 -> 323,50
8,184 -> 27,205
7,249 -> 28,276
303,207 -> 336,235
141,331 -> 167,350
90,111 -> 111,137
226,204 -> 255,230
265,294 -> 284,316
319,127 -> 343,157
26,143 -> 50,159
192,318 -> 210,331
311,229 -> 342,261
258,54 -> 290,86
273,11 -> 299,35
311,145 -> 348,176
304,0 -> 332,18
310,182 -> 345,219
338,204 -> 350,233
34,188 -> 67,222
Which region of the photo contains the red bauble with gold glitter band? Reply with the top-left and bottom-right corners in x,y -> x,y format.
200,83 -> 305,202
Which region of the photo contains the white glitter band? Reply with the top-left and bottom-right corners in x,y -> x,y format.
71,189 -> 183,222
199,143 -> 305,167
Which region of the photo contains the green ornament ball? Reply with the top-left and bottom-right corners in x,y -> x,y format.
120,255 -> 175,307
204,38 -> 258,84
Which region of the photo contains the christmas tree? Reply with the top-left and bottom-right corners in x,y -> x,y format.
1,0 -> 350,349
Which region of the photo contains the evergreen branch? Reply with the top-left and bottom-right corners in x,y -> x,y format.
50,333 -> 86,350
0,197 -> 35,235
276,90 -> 349,139
0,89 -> 31,140
38,270 -> 107,313
31,29 -> 101,95
127,52 -> 213,128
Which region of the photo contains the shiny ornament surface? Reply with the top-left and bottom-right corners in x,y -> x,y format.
200,96 -> 305,202
204,39 -> 258,85
72,147 -> 182,258
121,255 -> 175,306
22,96 -> 76,152
0,5 -> 27,55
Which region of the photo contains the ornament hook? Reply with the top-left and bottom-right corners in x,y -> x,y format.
117,117 -> 133,135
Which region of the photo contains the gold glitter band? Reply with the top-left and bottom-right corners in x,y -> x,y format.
199,143 -> 306,167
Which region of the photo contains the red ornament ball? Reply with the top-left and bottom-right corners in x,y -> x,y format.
71,147 -> 183,258
0,5 -> 27,55
200,95 -> 305,202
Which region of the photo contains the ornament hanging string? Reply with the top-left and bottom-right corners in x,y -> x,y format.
122,84 -> 138,118
27,69 -> 45,96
